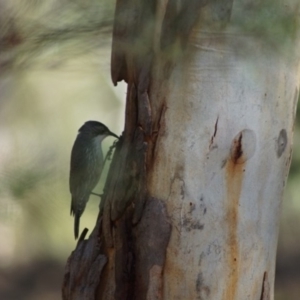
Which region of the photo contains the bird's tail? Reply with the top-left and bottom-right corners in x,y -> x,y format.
70,197 -> 84,239
74,212 -> 80,240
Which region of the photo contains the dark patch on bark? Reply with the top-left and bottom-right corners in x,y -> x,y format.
221,158 -> 227,169
102,196 -> 113,248
276,129 -> 287,158
110,197 -> 171,300
232,133 -> 243,163
195,272 -> 210,299
133,197 -> 171,299
114,211 -> 135,300
209,116 -> 219,150
185,196 -> 206,231
62,219 -> 107,300
230,129 -> 256,164
182,217 -> 204,232
109,126 -> 148,223
189,202 -> 196,213
101,135 -> 126,247
196,272 -> 203,293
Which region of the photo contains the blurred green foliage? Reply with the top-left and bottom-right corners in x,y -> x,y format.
232,0 -> 299,48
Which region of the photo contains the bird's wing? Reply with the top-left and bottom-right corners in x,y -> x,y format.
69,136 -> 102,197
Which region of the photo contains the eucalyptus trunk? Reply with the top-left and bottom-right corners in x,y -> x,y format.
63,1 -> 300,299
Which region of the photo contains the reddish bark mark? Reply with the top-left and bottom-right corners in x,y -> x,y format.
223,146 -> 245,300
260,272 -> 270,300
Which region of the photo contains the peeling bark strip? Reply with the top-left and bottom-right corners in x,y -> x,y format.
111,0 -> 156,85
62,221 -> 107,300
110,0 -> 132,84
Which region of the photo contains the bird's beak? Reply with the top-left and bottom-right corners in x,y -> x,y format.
109,131 -> 119,139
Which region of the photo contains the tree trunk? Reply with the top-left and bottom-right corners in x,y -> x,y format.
63,1 -> 300,299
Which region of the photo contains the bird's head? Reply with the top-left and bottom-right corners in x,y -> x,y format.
78,121 -> 119,139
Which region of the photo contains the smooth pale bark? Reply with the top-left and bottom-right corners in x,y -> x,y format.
149,31 -> 299,299
143,3 -> 300,299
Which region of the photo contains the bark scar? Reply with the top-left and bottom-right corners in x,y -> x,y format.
260,271 -> 270,300
150,104 -> 167,161
209,116 -> 219,150
232,133 -> 243,163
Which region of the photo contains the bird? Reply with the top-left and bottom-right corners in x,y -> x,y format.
69,120 -> 118,239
